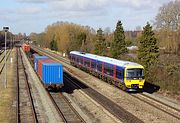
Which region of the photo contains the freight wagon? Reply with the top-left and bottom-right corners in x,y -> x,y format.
22,44 -> 30,52
34,55 -> 64,89
34,56 -> 49,72
69,51 -> 145,91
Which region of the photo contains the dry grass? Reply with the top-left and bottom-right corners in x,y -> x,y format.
0,49 -> 16,122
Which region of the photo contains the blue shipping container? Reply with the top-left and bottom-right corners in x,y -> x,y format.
34,56 -> 49,72
42,63 -> 63,85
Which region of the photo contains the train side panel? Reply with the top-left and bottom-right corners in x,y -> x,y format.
115,66 -> 125,83
38,59 -> 55,78
42,63 -> 63,88
69,51 -> 145,91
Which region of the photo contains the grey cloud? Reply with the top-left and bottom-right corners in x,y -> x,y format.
6,0 -> 174,26
48,0 -> 108,11
16,0 -> 63,4
44,8 -> 108,20
46,0 -> 167,14
16,7 -> 43,14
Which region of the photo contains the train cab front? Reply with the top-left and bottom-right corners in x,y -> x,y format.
124,67 -> 145,92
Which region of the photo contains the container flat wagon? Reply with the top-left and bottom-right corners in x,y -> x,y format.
33,55 -> 63,89
22,44 -> 30,52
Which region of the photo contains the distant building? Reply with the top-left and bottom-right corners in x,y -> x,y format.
125,31 -> 142,39
127,46 -> 138,50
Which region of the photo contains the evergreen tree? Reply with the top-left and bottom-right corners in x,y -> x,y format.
110,20 -> 127,59
50,35 -> 58,51
94,28 -> 106,55
138,22 -> 159,76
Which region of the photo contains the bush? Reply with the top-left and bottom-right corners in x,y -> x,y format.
147,53 -> 180,93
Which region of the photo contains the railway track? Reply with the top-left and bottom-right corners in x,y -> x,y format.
0,49 -> 12,74
0,49 -> 5,55
31,46 -> 144,123
31,45 -> 180,121
0,49 -> 9,63
26,48 -> 84,122
31,46 -> 69,64
64,72 -> 143,123
131,93 -> 180,120
47,90 -> 85,123
16,47 -> 38,123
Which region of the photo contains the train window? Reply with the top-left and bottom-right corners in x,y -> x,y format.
97,62 -> 102,71
91,61 -> 96,69
72,55 -> 75,61
116,68 -> 123,79
126,68 -> 144,79
84,58 -> 90,67
104,64 -> 113,76
76,57 -> 80,63
79,57 -> 83,64
74,56 -> 77,62
71,55 -> 73,60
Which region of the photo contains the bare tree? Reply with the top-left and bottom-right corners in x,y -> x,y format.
155,0 -> 180,52
135,26 -> 142,31
155,0 -> 180,31
104,27 -> 111,34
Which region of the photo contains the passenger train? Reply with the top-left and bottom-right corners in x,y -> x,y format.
69,51 -> 145,91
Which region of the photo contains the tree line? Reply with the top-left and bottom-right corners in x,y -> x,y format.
30,21 -> 96,53
29,0 -> 179,92
30,0 -> 179,54
0,31 -> 14,48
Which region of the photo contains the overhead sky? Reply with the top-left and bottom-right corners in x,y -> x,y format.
0,0 -> 175,34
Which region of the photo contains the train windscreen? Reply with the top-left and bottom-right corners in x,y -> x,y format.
126,68 -> 144,79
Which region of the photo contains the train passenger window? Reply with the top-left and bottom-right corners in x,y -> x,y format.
80,57 -> 83,64
74,56 -> 77,61
76,57 -> 80,63
84,59 -> 90,67
104,64 -> 113,76
71,55 -> 73,60
116,68 -> 123,79
91,61 -> 96,69
97,62 -> 102,71
72,55 -> 75,61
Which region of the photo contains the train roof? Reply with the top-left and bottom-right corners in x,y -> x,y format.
70,51 -> 143,68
